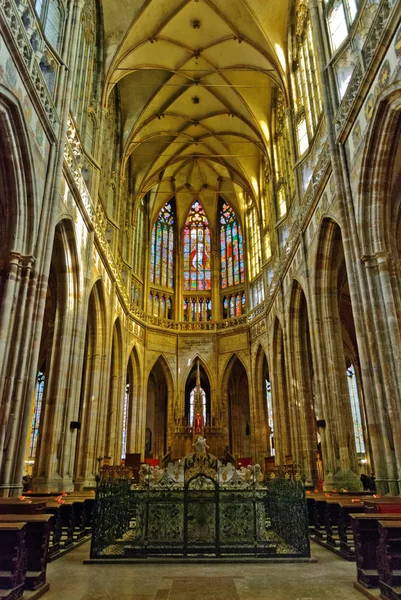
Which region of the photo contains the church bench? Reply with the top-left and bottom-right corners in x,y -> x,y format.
68,494 -> 95,534
377,520 -> 401,600
61,499 -> 86,541
350,513 -> 401,589
313,498 -> 330,539
41,502 -> 74,550
364,498 -> 401,514
336,501 -> 366,559
0,500 -> 46,515
0,515 -> 52,592
0,523 -> 27,600
0,500 -> 60,559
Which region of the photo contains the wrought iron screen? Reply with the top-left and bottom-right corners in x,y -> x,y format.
91,455 -> 310,559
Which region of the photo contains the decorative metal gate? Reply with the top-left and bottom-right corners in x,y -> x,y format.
91,456 -> 310,559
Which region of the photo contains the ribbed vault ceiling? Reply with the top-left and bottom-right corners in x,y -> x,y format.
104,0 -> 289,224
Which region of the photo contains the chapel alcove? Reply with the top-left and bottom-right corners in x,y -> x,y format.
226,358 -> 251,461
146,358 -> 169,460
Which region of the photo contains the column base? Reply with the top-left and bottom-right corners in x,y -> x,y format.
73,476 -> 97,491
0,483 -> 24,497
322,469 -> 362,492
332,469 -> 362,492
32,476 -> 74,493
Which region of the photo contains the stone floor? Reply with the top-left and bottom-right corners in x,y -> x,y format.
43,540 -> 366,600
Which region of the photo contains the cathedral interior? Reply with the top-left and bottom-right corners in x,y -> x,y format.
4,0 -> 401,597
1,0 -> 401,505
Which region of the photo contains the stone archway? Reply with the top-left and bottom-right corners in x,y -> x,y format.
314,218 -> 363,491
74,280 -> 108,489
32,219 -> 81,492
271,318 -> 292,465
222,355 -> 251,462
146,356 -> 174,460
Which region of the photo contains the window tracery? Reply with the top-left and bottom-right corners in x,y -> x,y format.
346,364 -> 365,454
121,382 -> 129,460
183,201 -> 211,292
183,297 -> 212,322
292,2 -> 323,155
71,0 -> 97,141
222,292 -> 246,319
220,201 -> 245,289
34,0 -> 64,50
29,371 -> 45,460
266,379 -> 275,457
189,386 -> 207,425
150,202 -> 175,289
246,206 -> 262,280
325,0 -> 358,53
272,90 -> 295,220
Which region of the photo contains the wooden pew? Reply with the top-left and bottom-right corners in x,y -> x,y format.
364,498 -> 401,514
351,513 -> 401,588
0,523 -> 27,600
42,501 -> 74,550
377,520 -> 401,600
0,499 -> 46,515
337,500 -> 366,559
0,500 -> 60,560
0,515 -> 52,592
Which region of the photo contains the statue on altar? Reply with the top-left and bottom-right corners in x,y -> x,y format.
193,435 -> 209,455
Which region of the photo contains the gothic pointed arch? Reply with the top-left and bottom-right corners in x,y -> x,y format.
271,316 -> 292,464
121,345 -> 141,460
288,279 -> 318,487
254,343 -> 272,460
146,354 -> 174,459
105,316 -> 125,462
74,278 -> 108,487
221,353 -> 251,461
0,86 -> 37,260
314,218 -> 369,490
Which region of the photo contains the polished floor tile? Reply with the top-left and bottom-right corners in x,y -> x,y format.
43,540 -> 364,600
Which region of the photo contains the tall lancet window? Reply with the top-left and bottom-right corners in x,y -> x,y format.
266,379 -> 275,457
189,387 -> 207,425
29,371 -> 45,460
121,381 -> 130,460
184,201 -> 211,291
150,202 -> 175,289
346,365 -> 365,454
220,202 -> 245,289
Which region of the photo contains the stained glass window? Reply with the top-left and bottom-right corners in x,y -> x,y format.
189,387 -> 207,425
133,199 -> 145,281
220,202 -> 245,289
246,207 -> 262,280
347,365 -> 365,454
121,382 -> 129,460
266,379 -> 275,456
150,202 -> 175,289
291,8 -> 322,156
222,292 -> 246,318
184,201 -> 211,291
29,372 -> 45,460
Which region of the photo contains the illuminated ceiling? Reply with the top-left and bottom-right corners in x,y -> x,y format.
103,0 -> 289,225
